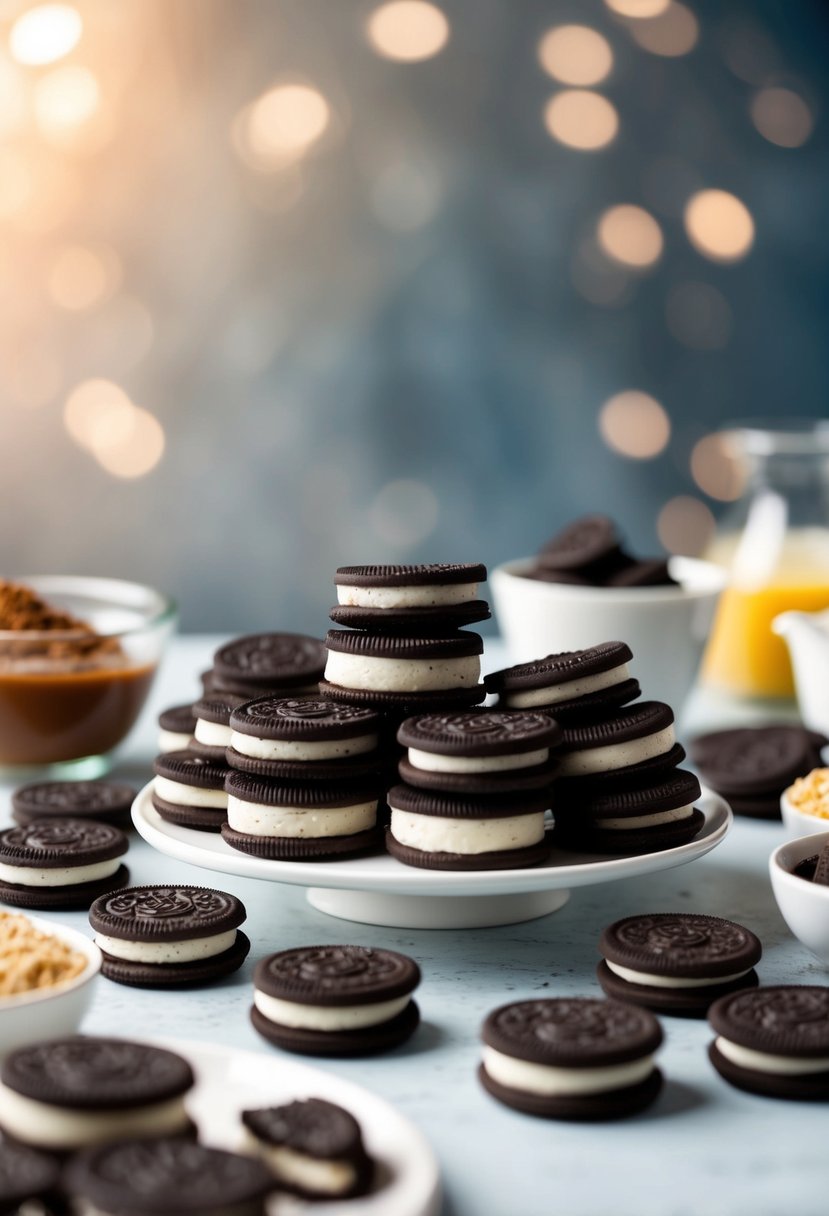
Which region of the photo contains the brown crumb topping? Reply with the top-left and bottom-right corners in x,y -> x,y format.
0,910 -> 87,996
0,580 -> 124,666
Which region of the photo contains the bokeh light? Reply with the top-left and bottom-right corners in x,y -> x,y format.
48,244 -> 119,311
369,479 -> 439,546
626,2 -> 699,57
241,84 -> 330,168
665,281 -> 733,350
543,90 -> 619,151
9,4 -> 82,66
597,205 -> 663,269
64,379 -> 134,451
93,406 -> 165,479
0,53 -> 27,137
367,1 -> 450,63
599,391 -> 671,459
34,66 -> 100,138
657,496 -> 716,555
537,26 -> 613,87
0,147 -> 31,218
684,189 -> 755,262
751,88 -> 813,148
690,434 -> 746,502
604,0 -> 669,17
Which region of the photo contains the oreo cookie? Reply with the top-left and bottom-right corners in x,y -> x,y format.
537,516 -> 621,571
691,726 -> 827,821
529,517 -> 678,587
11,780 -> 135,830
223,772 -> 381,861
190,695 -> 247,760
598,913 -> 762,1016
89,885 -> 250,989
157,704 -> 197,754
484,642 -> 640,718
479,997 -> 663,1120
386,784 -> 551,870
213,633 -> 326,693
227,697 -> 381,781
67,1138 -> 273,1216
554,769 -> 704,855
557,701 -> 677,780
324,630 -> 484,708
0,1037 -> 195,1151
0,1140 -> 61,1214
331,560 -> 489,633
708,986 -> 829,1100
251,945 -> 420,1056
242,1098 -> 372,1200
0,818 -> 129,910
152,751 -> 230,832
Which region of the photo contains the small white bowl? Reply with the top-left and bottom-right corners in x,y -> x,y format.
780,784 -> 829,839
0,917 -> 101,1057
489,555 -> 726,713
770,832 -> 829,967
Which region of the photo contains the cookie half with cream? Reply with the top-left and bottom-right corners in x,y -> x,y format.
152,751 -> 230,832
332,562 -> 489,632
242,1098 -> 373,1200
251,945 -> 420,1056
226,697 -> 381,781
485,642 -> 640,718
598,913 -> 762,1016
89,884 -> 250,989
553,769 -> 704,855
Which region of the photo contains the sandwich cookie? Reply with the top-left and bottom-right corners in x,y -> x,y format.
67,1138 -> 273,1216
553,769 -> 704,855
251,945 -> 420,1056
189,695 -> 246,760
0,1037 -> 195,1152
227,697 -> 381,781
556,701 -> 680,781
484,643 -> 640,718
152,751 -> 230,832
331,562 -> 489,632
322,631 -> 485,711
242,1098 -> 372,1201
211,632 -> 326,698
157,704 -> 197,754
386,784 -> 550,870
479,997 -> 663,1120
0,1140 -> 61,1215
0,819 -> 128,910
708,986 -> 829,1100
11,779 -> 135,830
89,885 -> 250,988
598,913 -> 762,1016
222,773 -> 381,860
537,515 -> 621,572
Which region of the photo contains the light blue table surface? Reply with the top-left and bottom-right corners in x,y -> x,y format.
2,637 -> 824,1216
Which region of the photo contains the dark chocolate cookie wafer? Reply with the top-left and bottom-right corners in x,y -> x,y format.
598,913 -> 762,1016
251,945 -> 420,1056
708,985 -> 829,1100
227,697 -> 381,781
606,558 -> 675,587
67,1138 -> 273,1216
242,1099 -> 372,1200
691,725 -> 823,798
11,780 -> 135,829
330,601 -> 491,633
89,885 -> 250,989
554,769 -> 704,856
319,681 -> 487,713
334,562 -> 486,589
479,997 -> 663,1120
485,642 -> 639,718
213,632 -> 327,692
0,1140 -> 61,1214
537,516 -> 620,571
152,751 -> 229,832
0,818 -> 129,911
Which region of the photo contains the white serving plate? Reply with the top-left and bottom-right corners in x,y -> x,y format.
133,782 -> 731,929
158,1037 -> 439,1216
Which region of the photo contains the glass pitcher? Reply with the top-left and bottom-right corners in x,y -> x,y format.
702,420 -> 829,699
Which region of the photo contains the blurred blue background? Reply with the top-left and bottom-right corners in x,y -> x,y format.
1,0 -> 827,632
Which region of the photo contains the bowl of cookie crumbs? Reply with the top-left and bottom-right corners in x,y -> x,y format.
781,768 -> 829,838
0,909 -> 101,1055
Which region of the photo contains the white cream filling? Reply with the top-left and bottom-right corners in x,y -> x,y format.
254,989 -> 409,1031
194,719 -> 232,747
408,746 -> 548,774
482,1046 -> 654,1096
0,857 -> 120,888
95,929 -> 237,964
154,775 -> 227,808
715,1036 -> 829,1076
227,797 -> 377,838
557,725 -> 675,776
157,729 -> 193,752
594,805 -> 695,830
389,808 -> 544,855
324,650 -> 480,692
0,1084 -> 189,1149
230,731 -> 377,762
245,1132 -> 357,1195
336,582 -> 477,608
606,960 -> 751,989
504,663 -> 630,709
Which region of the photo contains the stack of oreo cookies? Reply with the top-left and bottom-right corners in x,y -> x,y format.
690,725 -> 828,820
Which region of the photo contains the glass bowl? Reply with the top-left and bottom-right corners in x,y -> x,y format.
0,576 -> 176,776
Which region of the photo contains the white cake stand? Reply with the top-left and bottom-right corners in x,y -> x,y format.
132,782 -> 731,929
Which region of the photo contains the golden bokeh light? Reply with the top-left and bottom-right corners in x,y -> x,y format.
48,244 -> 119,311
666,281 -> 732,350
0,147 -> 31,217
597,205 -> 663,268
64,379 -> 134,451
751,88 -> 813,148
543,90 -> 619,151
599,390 -> 671,459
0,53 -> 27,137
690,434 -> 746,502
242,84 -> 330,168
34,65 -> 99,137
604,0 -> 669,16
92,406 -> 165,479
8,347 -> 62,410
537,26 -> 613,87
9,3 -> 82,66
13,157 -> 81,233
684,189 -> 754,263
657,496 -> 715,556
627,2 -> 698,57
367,1 -> 450,62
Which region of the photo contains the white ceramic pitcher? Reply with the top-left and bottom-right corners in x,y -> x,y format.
772,607 -> 829,734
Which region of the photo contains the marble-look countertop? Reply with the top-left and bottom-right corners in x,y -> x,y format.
1,637 -> 824,1216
